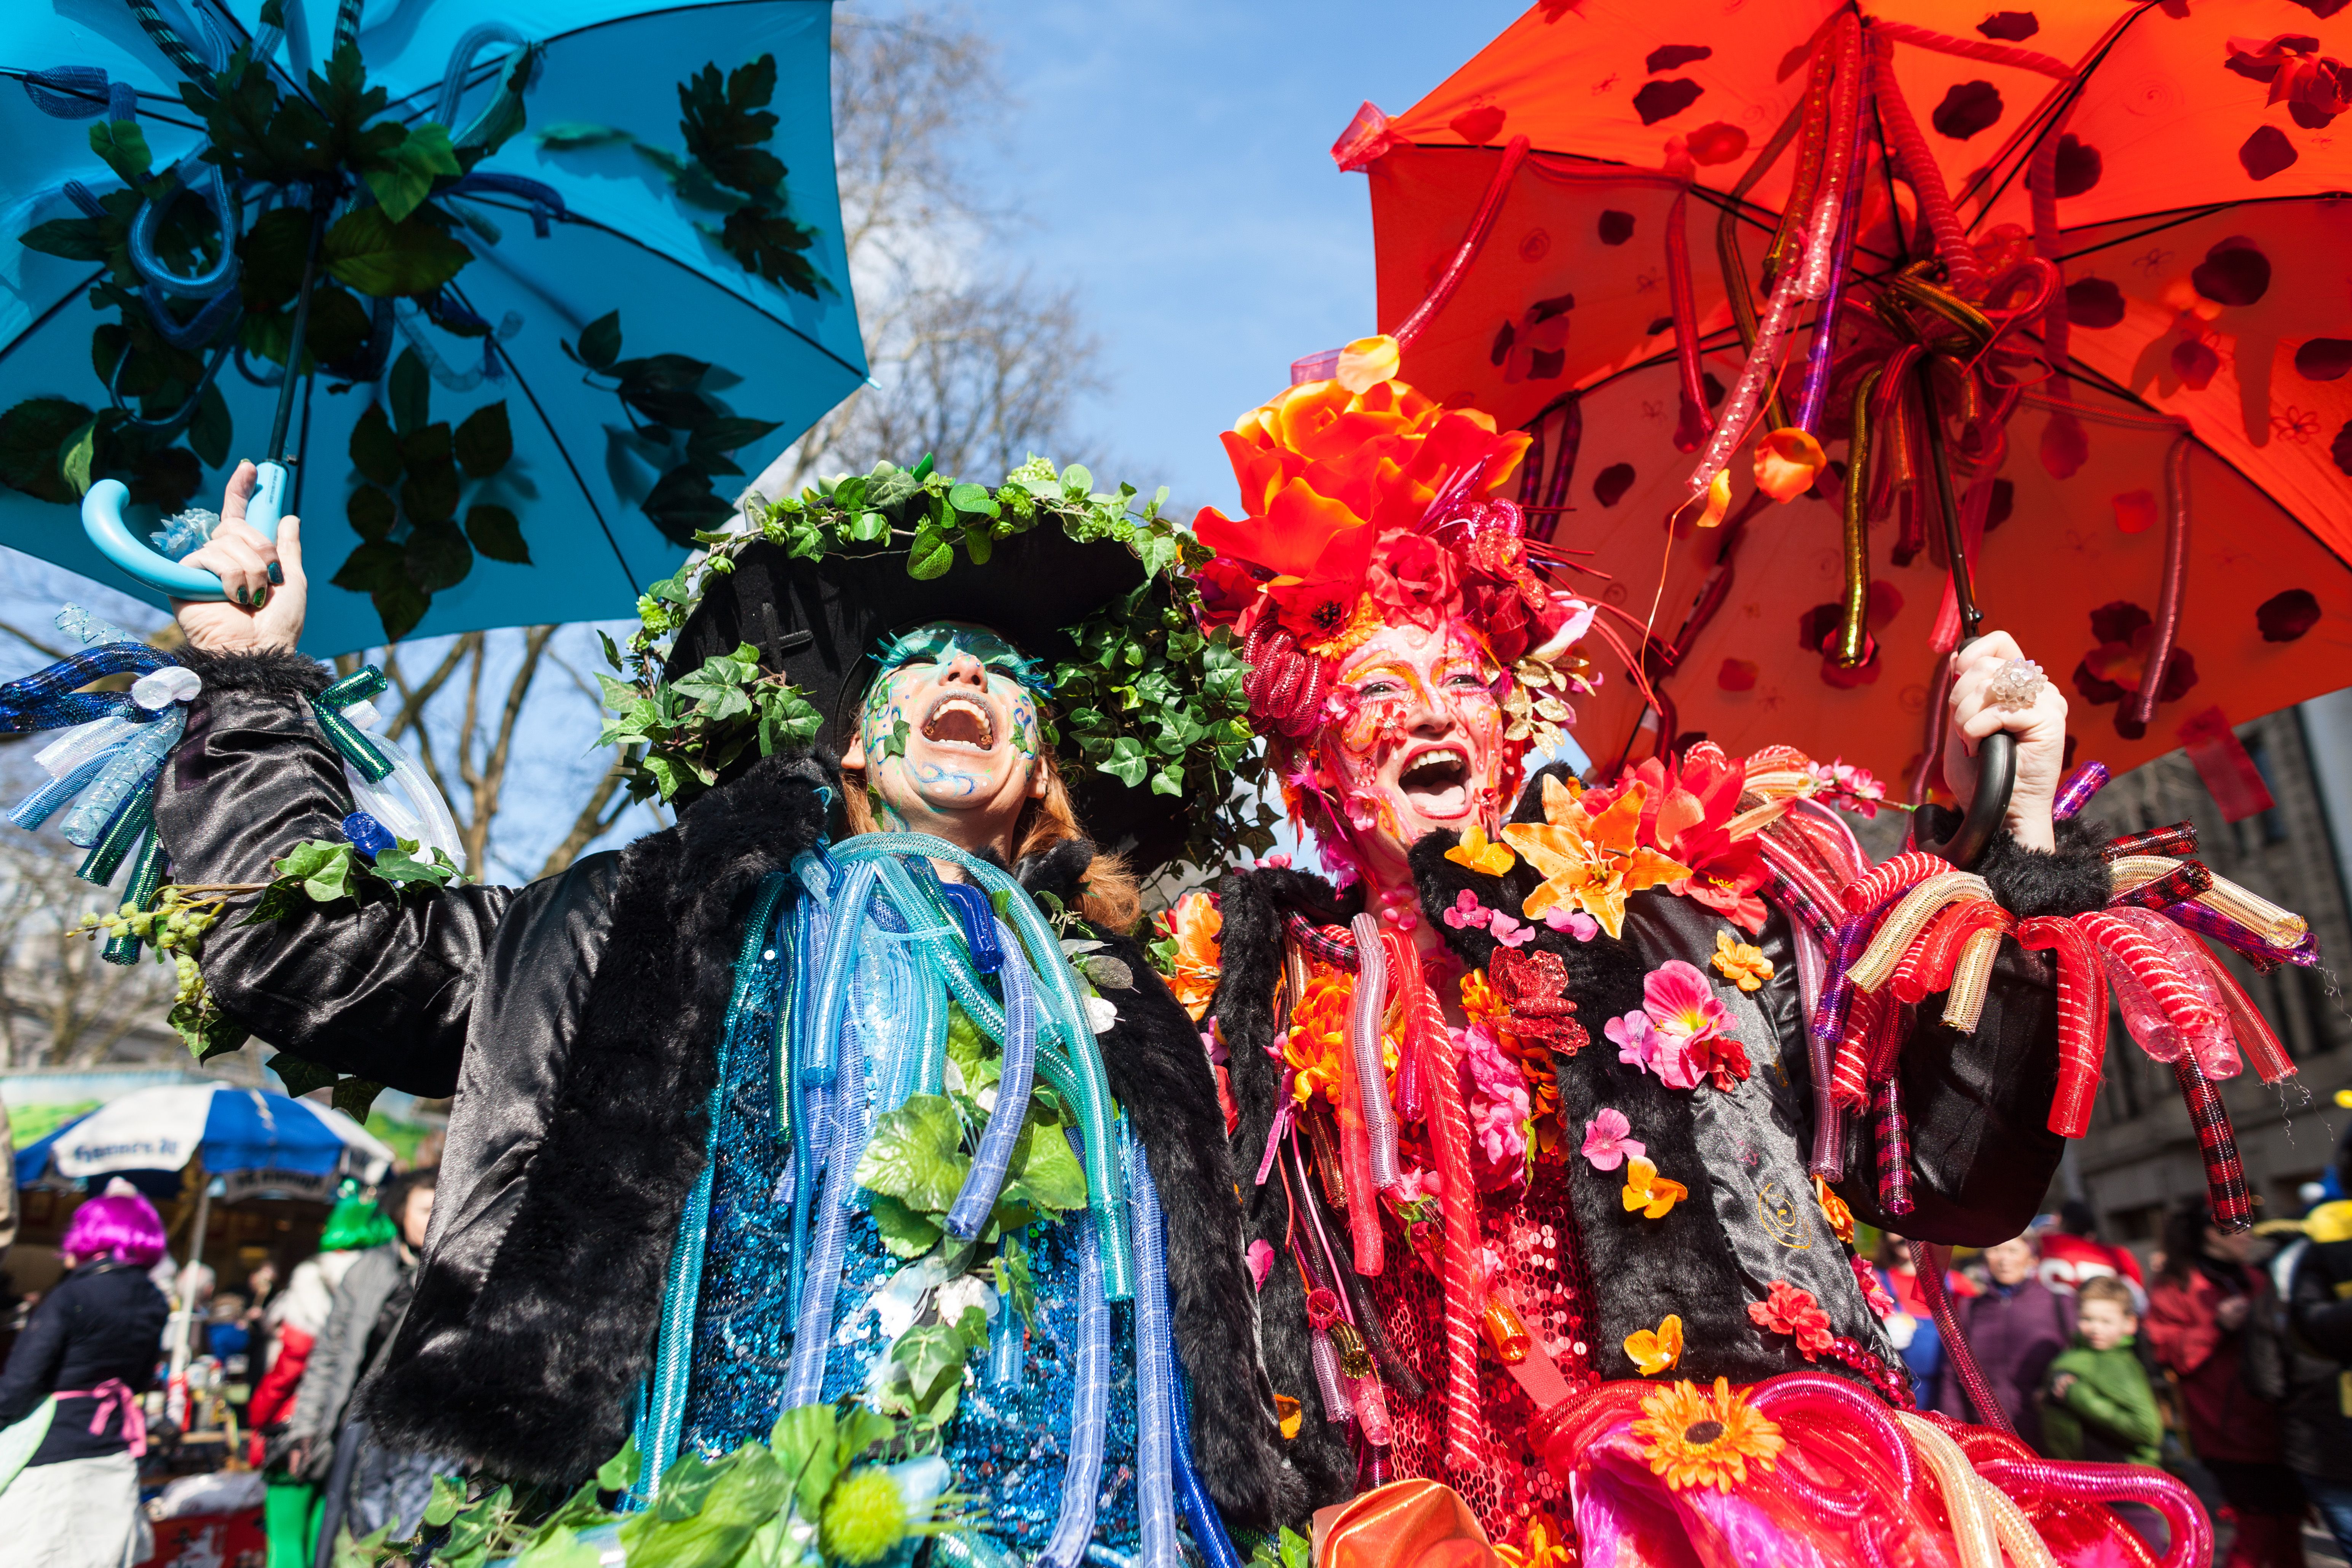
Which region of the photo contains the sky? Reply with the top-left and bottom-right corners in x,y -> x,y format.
923,0 -> 1527,509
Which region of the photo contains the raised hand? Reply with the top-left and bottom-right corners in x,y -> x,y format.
174,461 -> 308,654
1942,630 -> 2065,853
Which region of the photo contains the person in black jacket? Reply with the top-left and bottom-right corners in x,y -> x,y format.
0,1182 -> 170,1568
2247,1128 -> 2352,1558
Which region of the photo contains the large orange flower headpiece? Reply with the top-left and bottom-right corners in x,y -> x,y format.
1189,338 -> 1579,740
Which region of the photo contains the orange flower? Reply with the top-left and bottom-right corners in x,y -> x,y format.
1634,1377 -> 1784,1492
1502,775 -> 1690,940
1445,823 -> 1517,877
1621,1155 -> 1688,1219
1814,1176 -> 1855,1246
1334,334 -> 1402,393
1753,427 -> 1827,502
1157,890 -> 1223,1021
1625,1313 -> 1685,1375
1274,1394 -> 1303,1439
1495,1514 -> 1574,1568
1459,969 -> 1509,1026
1283,971 -> 1396,1108
1710,930 -> 1773,992
1693,467 -> 1733,529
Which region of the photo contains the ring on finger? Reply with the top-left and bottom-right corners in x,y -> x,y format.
1985,657 -> 2047,712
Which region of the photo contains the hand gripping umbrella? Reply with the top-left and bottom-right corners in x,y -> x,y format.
1,0 -> 864,654
1316,0 -> 2352,829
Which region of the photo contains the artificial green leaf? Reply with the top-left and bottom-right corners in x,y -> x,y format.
1001,1120 -> 1088,1217
453,400 -> 513,477
346,485 -> 396,543
278,838 -> 357,901
330,1076 -> 385,1123
404,522 -> 473,592
994,1230 -> 1037,1331
768,1404 -> 842,1518
235,206 -> 316,314
892,1321 -> 971,1410
538,123 -> 631,152
59,418 -> 98,497
852,1094 -> 970,1214
349,401 -> 403,485
596,1437 -> 643,1496
269,1052 -> 338,1099
514,1526 -> 601,1568
360,122 -> 461,223
946,481 -> 996,516
1061,463 -> 1093,496
575,309 -> 622,370
0,398 -> 94,503
372,578 -> 431,643
187,383 -> 232,468
388,349 -> 431,436
831,1406 -> 896,1471
88,121 -> 153,185
641,464 -> 729,545
866,1193 -> 945,1259
906,525 -> 953,581
718,206 -> 818,295
323,204 -> 472,298
677,55 -> 784,196
373,840 -> 459,891
20,215 -> 119,265
423,1475 -> 469,1528
620,1442 -> 788,1568
465,502 -> 529,564
299,285 -> 374,368
172,1002 -> 249,1064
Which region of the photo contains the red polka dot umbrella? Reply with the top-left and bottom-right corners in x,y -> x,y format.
1317,0 -> 2352,808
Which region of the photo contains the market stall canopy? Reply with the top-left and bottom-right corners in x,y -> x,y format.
15,1081 -> 393,1200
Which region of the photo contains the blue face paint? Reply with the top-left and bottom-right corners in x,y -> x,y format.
872,625 -> 1053,697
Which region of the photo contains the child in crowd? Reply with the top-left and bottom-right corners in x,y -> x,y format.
2042,1276 -> 2164,1465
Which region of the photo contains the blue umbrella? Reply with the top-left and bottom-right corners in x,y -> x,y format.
0,0 -> 863,655
14,1080 -> 394,1195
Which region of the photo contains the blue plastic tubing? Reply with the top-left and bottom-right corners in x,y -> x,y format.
1127,1131 -> 1181,1568
1037,1126 -> 1111,1568
835,834 -> 1131,1299
633,872 -> 791,1501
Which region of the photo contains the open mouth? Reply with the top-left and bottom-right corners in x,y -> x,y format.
1396,745 -> 1472,818
921,692 -> 997,751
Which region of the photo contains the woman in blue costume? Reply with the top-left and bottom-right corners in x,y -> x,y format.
16,455 -> 1298,1563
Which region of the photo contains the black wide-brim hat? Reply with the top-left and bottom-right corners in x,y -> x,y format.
670,528 -> 1186,869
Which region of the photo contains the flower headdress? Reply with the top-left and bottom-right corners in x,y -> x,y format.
1188,338 -> 1599,811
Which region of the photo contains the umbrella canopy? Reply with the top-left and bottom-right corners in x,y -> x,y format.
0,0 -> 863,656
1326,0 -> 2352,790
15,1081 -> 394,1199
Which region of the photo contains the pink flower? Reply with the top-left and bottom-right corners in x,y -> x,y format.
1608,1007 -> 1705,1089
1247,1239 -> 1275,1292
1544,906 -> 1600,941
1460,1024 -> 1532,1172
1580,1107 -> 1646,1172
1643,960 -> 1736,1046
1853,1257 -> 1897,1319
1605,1010 -> 1654,1069
1443,889 -> 1491,931
1393,1166 -> 1443,1201
1806,759 -> 1885,818
1488,910 -> 1535,948
1265,852 -> 1294,868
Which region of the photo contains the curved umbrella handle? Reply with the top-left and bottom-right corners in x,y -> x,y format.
82,461 -> 288,601
1920,728 -> 2016,870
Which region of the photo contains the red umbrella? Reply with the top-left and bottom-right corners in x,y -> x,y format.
1316,0 -> 2352,810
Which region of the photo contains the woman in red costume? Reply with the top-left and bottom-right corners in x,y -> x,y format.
1181,341 -> 2234,1568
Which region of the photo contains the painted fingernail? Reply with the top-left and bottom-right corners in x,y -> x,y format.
253,586 -> 270,610
268,563 -> 284,585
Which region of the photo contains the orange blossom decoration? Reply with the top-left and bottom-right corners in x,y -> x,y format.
1711,930 -> 1773,992
1625,1314 -> 1685,1376
1445,823 -> 1517,877
1635,1378 -> 1785,1493
1156,890 -> 1223,1022
1503,775 -> 1690,941
1813,1176 -> 1855,1245
1621,1155 -> 1689,1220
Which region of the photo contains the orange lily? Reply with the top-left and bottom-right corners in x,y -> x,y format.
1622,1155 -> 1689,1219
1157,890 -> 1223,1021
1711,930 -> 1774,993
1502,775 -> 1690,940
1625,1313 -> 1685,1375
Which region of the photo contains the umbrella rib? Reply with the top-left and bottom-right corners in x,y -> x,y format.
1955,10 -> 2154,229
446,281 -> 646,604
453,195 -> 865,383
0,72 -> 209,134
2052,196 -> 2317,267
0,265 -> 109,369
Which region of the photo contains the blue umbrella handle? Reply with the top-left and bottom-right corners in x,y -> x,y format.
82,460 -> 288,601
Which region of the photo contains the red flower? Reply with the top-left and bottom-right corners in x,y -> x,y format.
1583,745 -> 1771,932
1748,1280 -> 1835,1359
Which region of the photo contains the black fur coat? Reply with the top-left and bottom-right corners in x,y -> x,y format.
152,650 -> 1296,1526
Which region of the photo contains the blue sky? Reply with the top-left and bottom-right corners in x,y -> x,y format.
938,0 -> 1525,508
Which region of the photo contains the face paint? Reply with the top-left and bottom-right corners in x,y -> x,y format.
852,621 -> 1047,849
1309,617 -> 1508,885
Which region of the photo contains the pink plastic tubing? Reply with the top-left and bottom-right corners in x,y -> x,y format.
1917,1243 -> 2016,1438
2015,916 -> 2108,1138
2186,940 -> 2296,1085
1681,229 -> 1808,506
2098,906 -> 2240,1080
1794,25 -> 1867,435
2075,909 -> 2232,1073
1665,184 -> 1712,452
1392,136 -> 1530,349
2130,435 -> 2192,729
1867,29 -> 1980,293
1979,1458 -> 2212,1568
1750,1372 -> 1920,1495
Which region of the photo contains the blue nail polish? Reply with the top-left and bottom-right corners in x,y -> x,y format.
268,563 -> 284,585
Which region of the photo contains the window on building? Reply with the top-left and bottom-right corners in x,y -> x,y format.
2243,740 -> 2289,846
